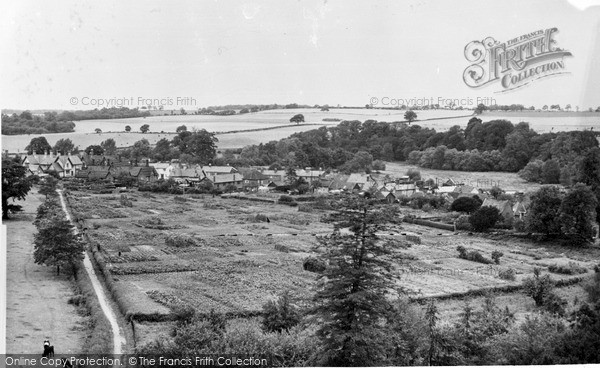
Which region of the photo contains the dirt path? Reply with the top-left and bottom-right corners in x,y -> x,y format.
4,193 -> 87,354
56,189 -> 126,354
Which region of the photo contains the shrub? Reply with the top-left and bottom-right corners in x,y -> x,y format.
514,218 -> 526,232
455,215 -> 472,230
450,196 -> 482,213
583,265 -> 600,304
262,291 -> 301,333
303,256 -> 326,273
456,246 -> 494,264
498,268 -> 516,281
406,169 -> 421,181
297,203 -> 314,213
165,233 -> 198,248
174,196 -> 187,202
469,206 -> 502,231
548,262 -> 587,275
491,251 -> 504,264
120,194 -> 133,207
279,195 -> 294,203
254,213 -> 270,222
522,267 -> 565,315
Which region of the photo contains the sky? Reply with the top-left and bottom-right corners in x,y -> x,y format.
1,0 -> 599,111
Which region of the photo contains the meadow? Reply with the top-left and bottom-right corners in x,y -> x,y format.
66,187 -> 599,348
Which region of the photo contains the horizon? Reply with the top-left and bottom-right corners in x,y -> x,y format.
2,0 -> 600,111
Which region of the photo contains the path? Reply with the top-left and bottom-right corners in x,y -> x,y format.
4,193 -> 86,354
56,189 -> 126,355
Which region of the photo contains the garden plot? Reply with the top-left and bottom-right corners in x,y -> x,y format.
69,195 -> 127,219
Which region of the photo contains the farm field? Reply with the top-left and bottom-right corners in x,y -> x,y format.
66,188 -> 600,348
382,162 -> 543,192
4,108 -> 598,153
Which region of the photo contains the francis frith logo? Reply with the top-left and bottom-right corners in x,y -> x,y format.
463,28 -> 572,92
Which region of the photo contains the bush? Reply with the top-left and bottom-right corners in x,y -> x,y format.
279,195 -> 294,203
548,262 -> 587,275
406,169 -> 421,181
303,256 -> 326,273
262,292 -> 301,333
457,246 -> 494,264
455,215 -> 472,230
522,267 -> 566,315
491,251 -> 504,264
450,196 -> 482,213
514,218 -> 526,232
165,233 -> 198,248
469,206 -> 502,232
254,213 -> 270,222
498,268 -> 516,281
297,203 -> 314,213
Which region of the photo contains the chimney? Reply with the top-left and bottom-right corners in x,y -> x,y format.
146,159 -> 149,167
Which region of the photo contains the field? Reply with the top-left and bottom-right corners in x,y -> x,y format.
67,187 -> 600,348
6,108 -> 597,153
382,162 -> 543,192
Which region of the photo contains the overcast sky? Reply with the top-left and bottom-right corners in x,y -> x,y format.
1,0 -> 599,110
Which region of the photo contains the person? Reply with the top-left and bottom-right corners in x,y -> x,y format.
42,339 -> 54,357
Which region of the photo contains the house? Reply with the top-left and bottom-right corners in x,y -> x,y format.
54,155 -> 84,177
346,173 -> 376,192
208,173 -> 243,190
296,169 -> 326,184
129,166 -> 159,183
260,169 -> 286,183
202,165 -> 239,176
375,190 -> 396,204
21,152 -> 83,177
240,169 -> 270,191
393,183 -> 417,197
512,201 -> 527,219
88,170 -> 113,181
482,198 -> 514,221
152,163 -> 174,180
170,166 -> 205,185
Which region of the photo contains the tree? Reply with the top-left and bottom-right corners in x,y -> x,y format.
474,104 -> 488,114
450,196 -> 482,214
178,130 -> 218,164
542,105 -> 548,111
261,291 -> 300,333
489,186 -> 504,199
38,176 -> 59,199
153,138 -> 176,162
129,139 -> 152,161
541,159 -> 561,184
559,183 -> 598,245
519,160 -> 544,182
100,138 -> 117,155
176,125 -> 187,133
125,125 -> 131,132
526,186 -> 563,236
310,197 -> 401,366
290,114 -> 304,124
469,206 -> 501,231
404,110 -> 417,124
53,138 -> 76,155
34,212 -> 84,275
2,157 -> 34,219
565,104 -> 572,111
95,128 -> 102,134
140,124 -> 150,133
578,147 -> 600,223
25,137 -> 52,154
84,145 -> 104,155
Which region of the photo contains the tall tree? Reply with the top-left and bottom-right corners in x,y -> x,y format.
559,183 -> 598,245
100,138 -> 117,155
526,186 -> 563,236
140,124 -> 150,133
404,110 -> 417,124
33,212 -> 84,275
2,157 -> 34,219
25,137 -> 52,154
53,138 -> 76,155
178,130 -> 218,164
578,147 -> 600,223
84,145 -> 104,155
310,196 -> 401,366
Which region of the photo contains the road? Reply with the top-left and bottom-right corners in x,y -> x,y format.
56,189 -> 126,355
4,193 -> 86,354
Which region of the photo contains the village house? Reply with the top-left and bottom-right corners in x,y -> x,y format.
295,169 -> 326,184
207,173 -> 243,191
346,173 -> 376,192
170,166 -> 205,185
202,165 -> 239,176
239,169 -> 270,191
151,162 -> 174,180
259,169 -> 286,185
21,152 -> 83,177
482,198 -> 514,222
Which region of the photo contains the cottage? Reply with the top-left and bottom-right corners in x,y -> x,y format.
152,163 -> 174,180
512,201 -> 527,219
296,169 -> 326,184
170,166 -> 204,185
208,173 -> 243,190
240,169 -> 270,191
346,173 -> 376,192
202,165 -> 239,176
482,198 -> 514,221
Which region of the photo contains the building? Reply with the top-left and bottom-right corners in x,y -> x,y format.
482,198 -> 514,221
296,169 -> 326,184
151,163 -> 174,180
202,165 -> 239,176
208,173 -> 243,190
240,169 -> 270,191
